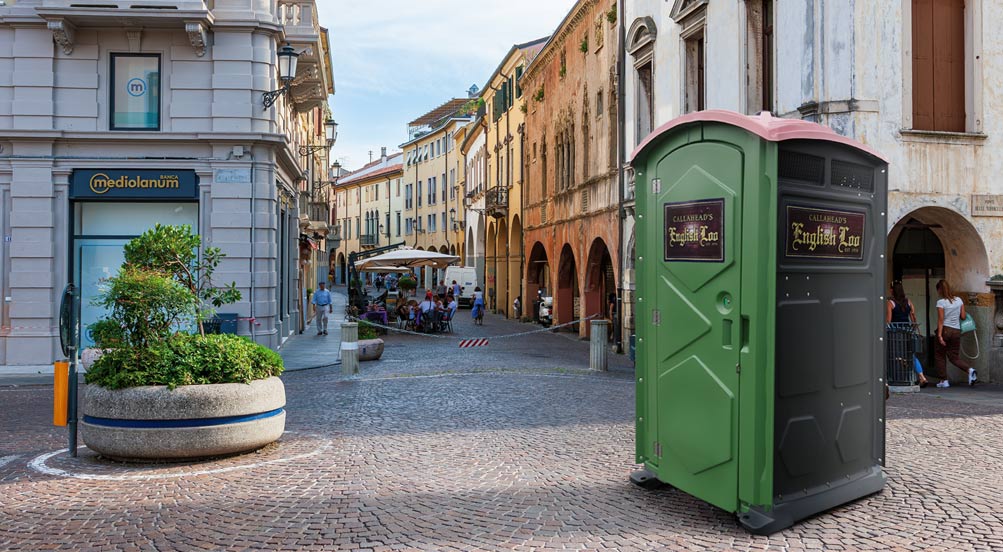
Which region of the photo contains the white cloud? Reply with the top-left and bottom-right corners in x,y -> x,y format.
318,0 -> 576,170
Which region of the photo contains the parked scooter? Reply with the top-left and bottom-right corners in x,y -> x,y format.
538,296 -> 553,327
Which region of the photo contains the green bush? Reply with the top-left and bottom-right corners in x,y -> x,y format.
358,321 -> 378,340
85,225 -> 281,390
86,333 -> 284,390
397,276 -> 417,291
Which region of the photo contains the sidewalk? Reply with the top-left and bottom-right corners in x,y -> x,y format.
277,289 -> 347,371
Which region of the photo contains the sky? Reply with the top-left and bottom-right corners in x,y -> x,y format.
319,0 -> 577,172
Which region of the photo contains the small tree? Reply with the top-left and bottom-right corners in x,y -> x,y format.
123,224 -> 241,335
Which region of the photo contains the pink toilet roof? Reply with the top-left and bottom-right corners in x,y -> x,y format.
629,110 -> 888,164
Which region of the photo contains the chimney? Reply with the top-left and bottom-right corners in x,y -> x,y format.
381,147 -> 387,161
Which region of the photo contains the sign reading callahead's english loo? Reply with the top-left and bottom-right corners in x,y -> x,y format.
630,110 -> 889,535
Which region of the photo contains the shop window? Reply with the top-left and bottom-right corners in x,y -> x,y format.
110,53 -> 160,130
911,0 -> 965,132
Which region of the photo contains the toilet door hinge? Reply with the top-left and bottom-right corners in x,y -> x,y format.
654,441 -> 662,458
736,363 -> 741,374
652,309 -> 661,326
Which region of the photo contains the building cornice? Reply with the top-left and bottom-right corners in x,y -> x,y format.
522,0 -> 599,83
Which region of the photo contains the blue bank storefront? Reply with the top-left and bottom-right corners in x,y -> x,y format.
69,169 -> 200,348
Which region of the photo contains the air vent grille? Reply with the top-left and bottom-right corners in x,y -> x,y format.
831,160 -> 874,193
778,151 -> 825,186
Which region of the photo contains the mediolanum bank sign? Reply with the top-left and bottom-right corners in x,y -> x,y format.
70,169 -> 198,199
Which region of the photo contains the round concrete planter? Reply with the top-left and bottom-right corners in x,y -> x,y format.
81,376 -> 285,462
359,338 -> 384,361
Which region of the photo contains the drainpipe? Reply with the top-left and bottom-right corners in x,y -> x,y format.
614,0 -> 626,354
519,123 -> 526,321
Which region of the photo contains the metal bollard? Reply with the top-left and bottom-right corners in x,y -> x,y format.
590,320 -> 609,372
341,322 -> 359,375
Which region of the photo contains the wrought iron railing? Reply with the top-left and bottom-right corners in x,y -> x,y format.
360,234 -> 378,247
485,186 -> 508,218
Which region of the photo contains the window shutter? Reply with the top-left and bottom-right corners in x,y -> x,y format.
516,66 -> 524,98
932,0 -> 965,132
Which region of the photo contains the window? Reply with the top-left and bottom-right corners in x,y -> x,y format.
430,177 -> 436,204
684,31 -> 706,113
450,169 -> 456,199
110,54 -> 161,130
385,213 -> 390,237
428,214 -> 435,233
355,217 -> 360,236
515,65 -> 524,98
746,0 -> 774,113
911,0 -> 965,132
418,180 -> 423,207
441,211 -> 446,232
442,173 -> 447,198
405,217 -> 412,235
396,212 -> 401,236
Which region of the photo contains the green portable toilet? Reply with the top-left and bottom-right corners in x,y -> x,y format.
630,111 -> 888,534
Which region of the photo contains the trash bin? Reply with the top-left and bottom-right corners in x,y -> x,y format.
630,111 -> 888,534
886,322 -> 919,386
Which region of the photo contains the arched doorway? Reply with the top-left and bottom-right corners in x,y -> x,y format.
557,244 -> 579,328
449,244 -> 456,256
466,227 -> 475,267
486,222 -> 497,310
584,238 -> 615,336
509,216 -> 524,320
336,252 -> 347,285
496,217 -> 509,317
888,206 -> 990,375
527,241 -> 550,322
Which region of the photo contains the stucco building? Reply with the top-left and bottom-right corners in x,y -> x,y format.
480,38 -> 547,318
400,99 -> 472,289
623,0 -> 1003,380
522,0 -> 620,338
332,148 -> 403,284
0,0 -> 335,370
461,110 -> 487,289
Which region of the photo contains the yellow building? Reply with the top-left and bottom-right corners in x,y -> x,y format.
400,99 -> 474,289
482,38 -> 548,317
333,149 -> 403,285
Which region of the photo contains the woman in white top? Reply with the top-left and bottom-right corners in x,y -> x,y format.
934,279 -> 977,387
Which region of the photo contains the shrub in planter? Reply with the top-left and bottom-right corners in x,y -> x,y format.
398,275 -> 417,292
81,224 -> 285,461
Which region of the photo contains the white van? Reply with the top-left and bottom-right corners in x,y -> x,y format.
443,266 -> 478,307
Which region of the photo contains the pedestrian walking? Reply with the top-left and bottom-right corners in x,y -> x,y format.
886,281 -> 928,387
437,281 -> 447,301
312,281 -> 333,336
451,280 -> 461,298
472,286 -> 485,325
934,279 -> 977,387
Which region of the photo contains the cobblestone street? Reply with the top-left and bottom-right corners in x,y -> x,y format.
2,325 -> 1003,550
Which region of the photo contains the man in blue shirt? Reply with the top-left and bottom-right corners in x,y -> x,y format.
312,281 -> 333,335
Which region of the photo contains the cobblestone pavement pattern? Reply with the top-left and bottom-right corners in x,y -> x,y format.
2,314 -> 1003,550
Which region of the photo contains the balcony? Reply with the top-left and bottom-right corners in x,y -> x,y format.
279,0 -> 332,112
485,186 -> 508,219
360,234 -> 379,248
33,0 -> 213,56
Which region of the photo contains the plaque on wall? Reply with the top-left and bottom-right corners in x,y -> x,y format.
785,205 -> 865,260
664,199 -> 725,262
971,194 -> 1003,217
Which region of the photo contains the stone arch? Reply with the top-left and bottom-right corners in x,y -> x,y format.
584,238 -> 615,332
449,244 -> 456,256
336,252 -> 347,285
627,16 -> 657,56
509,216 -> 524,317
888,206 -> 990,293
556,243 -> 579,326
527,241 -> 551,321
495,217 -> 510,316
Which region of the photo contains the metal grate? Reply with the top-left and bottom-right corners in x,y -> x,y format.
778,151 -> 825,186
831,160 -> 874,193
581,189 -> 589,213
540,202 -> 547,224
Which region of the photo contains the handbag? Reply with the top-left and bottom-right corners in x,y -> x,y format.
960,313 -> 976,334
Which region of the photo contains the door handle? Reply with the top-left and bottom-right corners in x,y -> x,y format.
722,318 -> 733,347
741,315 -> 750,350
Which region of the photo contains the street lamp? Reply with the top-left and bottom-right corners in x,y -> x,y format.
262,43 -> 300,109
449,207 -> 463,231
325,119 -> 338,146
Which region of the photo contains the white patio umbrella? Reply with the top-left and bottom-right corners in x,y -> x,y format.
354,248 -> 460,271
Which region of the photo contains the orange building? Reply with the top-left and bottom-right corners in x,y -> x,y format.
521,0 -> 620,337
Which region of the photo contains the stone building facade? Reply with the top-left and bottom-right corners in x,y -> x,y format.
522,0 -> 620,338
461,114 -> 487,289
0,0 -> 335,370
481,38 -> 546,317
400,100 -> 471,289
623,0 -> 1003,381
332,149 -> 403,284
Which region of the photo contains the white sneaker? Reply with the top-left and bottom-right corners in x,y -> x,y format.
936,380 -> 950,388
968,368 -> 978,386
